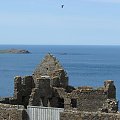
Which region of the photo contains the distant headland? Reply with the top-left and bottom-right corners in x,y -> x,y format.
0,49 -> 30,54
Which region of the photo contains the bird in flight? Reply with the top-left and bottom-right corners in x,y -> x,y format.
61,5 -> 64,8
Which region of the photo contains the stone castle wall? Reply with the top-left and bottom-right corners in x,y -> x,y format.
72,90 -> 107,112
0,53 -> 119,120
13,76 -> 35,107
0,76 -> 35,108
0,103 -> 27,120
60,111 -> 120,120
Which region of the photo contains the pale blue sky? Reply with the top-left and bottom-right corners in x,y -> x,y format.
0,0 -> 120,45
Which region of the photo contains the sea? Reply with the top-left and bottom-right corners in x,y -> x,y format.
0,45 -> 120,107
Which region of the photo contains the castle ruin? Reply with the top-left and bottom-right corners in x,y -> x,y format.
0,53 -> 120,120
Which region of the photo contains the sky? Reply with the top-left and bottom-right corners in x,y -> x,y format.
0,0 -> 120,45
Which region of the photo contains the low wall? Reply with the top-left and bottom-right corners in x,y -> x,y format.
0,103 -> 27,120
60,111 -> 120,120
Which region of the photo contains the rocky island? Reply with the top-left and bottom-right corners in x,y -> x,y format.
0,49 -> 30,54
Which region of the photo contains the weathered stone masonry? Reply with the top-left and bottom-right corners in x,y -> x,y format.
0,53 -> 120,120
0,103 -> 27,120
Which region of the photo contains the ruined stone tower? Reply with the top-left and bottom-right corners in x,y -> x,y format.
29,53 -> 69,107
0,53 -> 118,116
32,53 -> 68,88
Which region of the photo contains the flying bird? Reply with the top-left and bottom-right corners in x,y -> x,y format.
61,5 -> 64,8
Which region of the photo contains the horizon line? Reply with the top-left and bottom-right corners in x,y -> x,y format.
0,44 -> 120,46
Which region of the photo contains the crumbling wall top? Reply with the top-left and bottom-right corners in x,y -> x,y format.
33,53 -> 65,79
32,53 -> 68,87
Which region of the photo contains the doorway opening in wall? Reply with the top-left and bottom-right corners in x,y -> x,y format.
58,98 -> 64,108
71,99 -> 77,108
22,96 -> 26,103
22,96 -> 28,108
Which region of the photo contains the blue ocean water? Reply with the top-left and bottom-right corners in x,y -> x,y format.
0,45 -> 120,104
